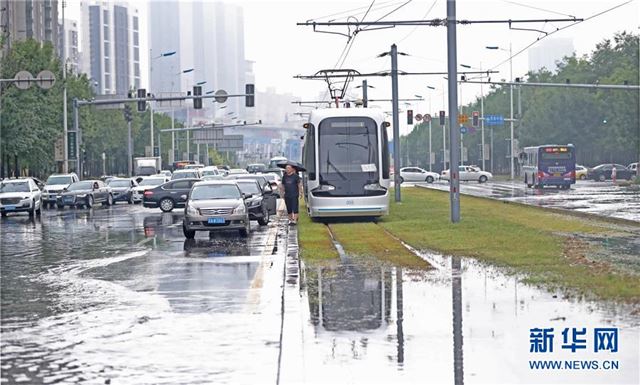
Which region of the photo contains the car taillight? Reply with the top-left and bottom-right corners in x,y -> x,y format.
537,171 -> 545,179
144,190 -> 154,197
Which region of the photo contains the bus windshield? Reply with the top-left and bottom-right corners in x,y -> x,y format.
318,117 -> 378,178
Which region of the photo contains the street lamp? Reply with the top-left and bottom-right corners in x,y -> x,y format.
149,49 -> 176,161
423,86 -> 436,171
486,44 -> 514,179
460,63 -> 487,171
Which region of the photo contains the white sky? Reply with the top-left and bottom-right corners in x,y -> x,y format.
64,0 -> 639,133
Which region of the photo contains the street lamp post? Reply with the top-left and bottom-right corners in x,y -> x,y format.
486,44 -> 514,179
171,67 -> 194,161
149,50 -> 176,158
426,86 -> 435,171
460,63 -> 486,170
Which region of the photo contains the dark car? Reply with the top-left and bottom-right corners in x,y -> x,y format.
57,180 -> 113,209
234,179 -> 277,226
143,178 -> 200,212
587,164 -> 633,181
225,174 -> 270,191
107,178 -> 140,204
246,163 -> 267,174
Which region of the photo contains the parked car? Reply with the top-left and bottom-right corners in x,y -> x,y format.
0,178 -> 43,217
628,162 -> 638,176
246,163 -> 267,174
399,167 -> 440,183
107,177 -> 140,204
234,179 -> 277,226
42,173 -> 79,208
57,180 -> 113,209
575,164 -> 588,180
587,164 -> 633,181
441,165 -> 493,183
133,175 -> 170,197
143,178 -> 200,212
227,168 -> 248,175
201,166 -> 220,177
182,180 -> 251,239
171,169 -> 201,180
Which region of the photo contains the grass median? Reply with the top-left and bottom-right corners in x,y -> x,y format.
379,188 -> 640,301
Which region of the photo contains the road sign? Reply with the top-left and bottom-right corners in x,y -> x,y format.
485,114 -> 504,126
460,126 -> 468,134
457,114 -> 469,124
54,138 -> 64,161
415,114 -> 423,122
153,147 -> 160,157
424,114 -> 431,122
214,89 -> 228,103
14,71 -> 34,90
156,92 -> 184,108
36,70 -> 55,89
67,132 -> 77,160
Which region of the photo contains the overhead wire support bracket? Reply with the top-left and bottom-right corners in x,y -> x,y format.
297,17 -> 582,28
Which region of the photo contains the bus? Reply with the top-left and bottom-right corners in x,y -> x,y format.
522,144 -> 576,189
302,108 -> 390,218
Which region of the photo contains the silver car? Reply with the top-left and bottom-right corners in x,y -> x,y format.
182,180 -> 251,239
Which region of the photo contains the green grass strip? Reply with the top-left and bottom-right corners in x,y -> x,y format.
378,188 -> 640,301
297,200 -> 339,262
329,222 -> 431,269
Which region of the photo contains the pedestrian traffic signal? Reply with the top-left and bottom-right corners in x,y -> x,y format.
472,111 -> 479,127
137,88 -> 146,112
439,110 -> 445,125
245,84 -> 255,107
407,109 -> 413,125
123,105 -> 132,122
193,85 -> 202,109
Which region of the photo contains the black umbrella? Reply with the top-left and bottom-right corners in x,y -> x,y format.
277,160 -> 307,172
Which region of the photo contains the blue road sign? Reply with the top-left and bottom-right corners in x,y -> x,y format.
460,126 -> 468,134
485,115 -> 504,126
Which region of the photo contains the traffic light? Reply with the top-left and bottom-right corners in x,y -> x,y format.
245,84 -> 255,107
137,88 -> 146,112
123,105 -> 132,122
472,111 -> 479,127
439,110 -> 445,125
407,109 -> 413,125
193,85 -> 202,109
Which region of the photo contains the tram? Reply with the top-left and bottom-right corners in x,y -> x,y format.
302,108 -> 390,218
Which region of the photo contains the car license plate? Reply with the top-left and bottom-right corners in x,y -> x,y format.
208,217 -> 225,224
64,196 -> 74,202
3,205 -> 15,211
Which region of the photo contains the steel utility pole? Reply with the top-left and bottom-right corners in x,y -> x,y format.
509,42 -> 514,180
127,117 -> 133,176
480,63 -> 486,171
391,44 -> 401,203
362,79 -> 369,107
447,0 -> 461,223
62,1 -> 69,173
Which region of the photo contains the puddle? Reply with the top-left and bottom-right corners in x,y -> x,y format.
285,255 -> 640,384
570,235 -> 640,275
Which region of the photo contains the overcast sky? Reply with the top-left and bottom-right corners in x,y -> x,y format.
65,0 -> 639,133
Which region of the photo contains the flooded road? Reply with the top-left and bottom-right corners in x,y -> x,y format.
2,204 -> 638,384
416,180 -> 640,222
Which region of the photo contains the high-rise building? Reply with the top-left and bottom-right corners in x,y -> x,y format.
149,1 -> 246,119
58,18 -> 80,74
1,0 -> 59,57
80,1 -> 141,95
528,38 -> 575,73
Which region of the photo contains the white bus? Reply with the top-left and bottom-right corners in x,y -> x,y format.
302,108 -> 390,218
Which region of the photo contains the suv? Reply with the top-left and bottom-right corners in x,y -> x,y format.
0,178 -> 43,217
42,173 -> 79,208
182,180 -> 251,238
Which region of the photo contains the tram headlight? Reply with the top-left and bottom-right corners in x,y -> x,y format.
312,184 -> 335,192
364,183 -> 387,192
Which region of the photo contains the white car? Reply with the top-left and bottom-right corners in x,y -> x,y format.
628,162 -> 638,176
171,169 -> 201,180
441,165 -> 493,183
200,166 -> 220,177
158,170 -> 172,178
0,178 -> 43,217
399,167 -> 440,183
133,176 -> 170,197
42,173 -> 79,208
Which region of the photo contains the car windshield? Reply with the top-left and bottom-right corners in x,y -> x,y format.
68,181 -> 94,191
201,170 -> 217,176
108,180 -> 131,187
236,181 -> 261,195
46,176 -> 73,185
191,185 -> 241,200
139,178 -> 165,186
0,182 -> 29,193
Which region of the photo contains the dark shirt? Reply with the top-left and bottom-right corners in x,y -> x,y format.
282,173 -> 300,198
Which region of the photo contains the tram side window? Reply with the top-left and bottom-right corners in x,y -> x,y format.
305,126 -> 316,180
382,124 -> 390,179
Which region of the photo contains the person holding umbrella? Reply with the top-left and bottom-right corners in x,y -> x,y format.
278,161 -> 305,225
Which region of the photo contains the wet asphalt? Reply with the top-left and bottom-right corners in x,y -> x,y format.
414,179 -> 640,222
1,203 -> 639,384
